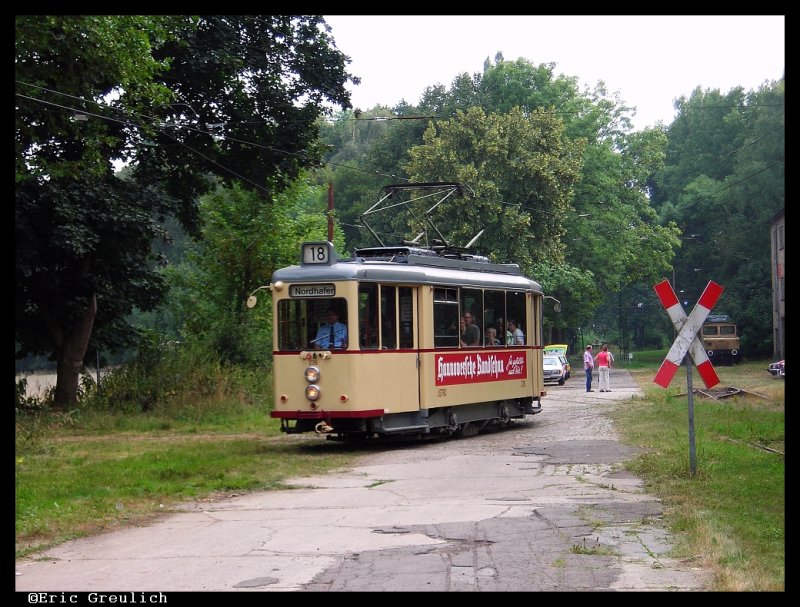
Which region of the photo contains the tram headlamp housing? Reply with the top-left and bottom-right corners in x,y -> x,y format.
304,366 -> 320,383
305,385 -> 321,401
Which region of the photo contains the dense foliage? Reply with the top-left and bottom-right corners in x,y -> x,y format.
650,80 -> 784,356
16,21 -> 783,409
319,54 -> 683,342
15,16 -> 355,405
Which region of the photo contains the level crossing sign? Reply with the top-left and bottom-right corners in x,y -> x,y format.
653,280 -> 724,389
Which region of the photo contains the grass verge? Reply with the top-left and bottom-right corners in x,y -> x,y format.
15,403 -> 354,558
612,359 -> 784,591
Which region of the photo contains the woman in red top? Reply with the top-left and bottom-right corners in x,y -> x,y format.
595,345 -> 612,392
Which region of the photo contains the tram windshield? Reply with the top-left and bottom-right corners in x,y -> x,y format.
276,297 -> 348,351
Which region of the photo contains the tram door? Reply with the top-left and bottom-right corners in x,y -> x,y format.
357,284 -> 420,414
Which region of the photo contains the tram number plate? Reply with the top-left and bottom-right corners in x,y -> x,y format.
302,243 -> 330,264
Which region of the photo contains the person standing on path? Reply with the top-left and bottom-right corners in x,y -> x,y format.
595,344 -> 612,392
583,344 -> 595,392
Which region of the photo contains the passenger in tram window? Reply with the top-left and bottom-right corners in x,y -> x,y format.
460,312 -> 481,347
507,318 -> 524,345
485,326 -> 501,346
496,317 -> 513,345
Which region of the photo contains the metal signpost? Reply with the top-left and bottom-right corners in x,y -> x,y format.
653,280 -> 724,476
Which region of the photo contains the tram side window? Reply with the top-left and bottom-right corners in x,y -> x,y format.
359,284 -> 414,349
483,290 -> 506,347
399,288 -> 414,348
532,294 -> 541,346
381,286 -> 397,349
434,287 -> 459,348
506,291 -> 527,345
461,288 -> 483,347
359,284 -> 379,349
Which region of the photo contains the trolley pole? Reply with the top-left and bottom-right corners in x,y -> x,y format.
327,182 -> 334,242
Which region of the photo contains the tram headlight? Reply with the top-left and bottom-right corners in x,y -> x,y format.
305,384 -> 321,401
304,366 -> 320,383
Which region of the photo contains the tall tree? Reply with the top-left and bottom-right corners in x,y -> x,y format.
405,107 -> 584,269
653,80 -> 784,356
15,15 -> 355,406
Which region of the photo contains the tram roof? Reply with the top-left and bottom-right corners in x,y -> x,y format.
272,252 -> 543,293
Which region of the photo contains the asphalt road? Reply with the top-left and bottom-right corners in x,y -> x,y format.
16,368 -> 708,592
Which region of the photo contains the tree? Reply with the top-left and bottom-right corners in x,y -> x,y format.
167,180 -> 345,364
405,106 -> 585,272
321,54 -> 680,339
15,16 -> 355,406
653,80 -> 784,356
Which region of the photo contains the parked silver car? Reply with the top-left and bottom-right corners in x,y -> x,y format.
543,355 -> 566,386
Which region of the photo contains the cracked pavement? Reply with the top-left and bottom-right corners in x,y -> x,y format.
16,369 -> 709,592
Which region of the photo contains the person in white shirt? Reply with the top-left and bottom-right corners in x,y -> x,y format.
507,318 -> 524,345
583,345 -> 595,392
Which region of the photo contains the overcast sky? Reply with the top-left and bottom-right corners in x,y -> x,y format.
323,15 -> 785,130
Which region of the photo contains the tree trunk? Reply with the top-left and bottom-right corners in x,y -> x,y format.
53,293 -> 97,408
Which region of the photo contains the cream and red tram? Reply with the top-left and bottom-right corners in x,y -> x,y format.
269,240 -> 546,440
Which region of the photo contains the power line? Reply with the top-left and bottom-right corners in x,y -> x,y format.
681,103 -> 783,111
17,92 -> 272,194
16,93 -> 142,129
343,103 -> 784,122
352,115 -> 438,121
16,80 -> 164,126
12,89 -> 681,253
709,159 -> 784,198
158,130 -> 271,194
339,222 -> 407,241
17,89 -> 412,186
19,81 -> 783,219
11,92 -> 637,220
726,130 -> 784,156
18,78 -> 786,197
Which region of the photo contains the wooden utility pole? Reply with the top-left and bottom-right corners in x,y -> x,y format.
327,182 -> 334,242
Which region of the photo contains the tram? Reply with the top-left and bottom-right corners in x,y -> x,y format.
250,183 -> 547,440
255,238 -> 547,440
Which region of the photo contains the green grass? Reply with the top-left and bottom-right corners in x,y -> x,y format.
15,404 -> 354,558
612,360 -> 784,591
570,543 -> 619,557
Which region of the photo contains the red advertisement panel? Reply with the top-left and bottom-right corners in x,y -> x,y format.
435,351 -> 527,386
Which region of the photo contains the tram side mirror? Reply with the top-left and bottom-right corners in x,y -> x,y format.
246,284 -> 276,309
